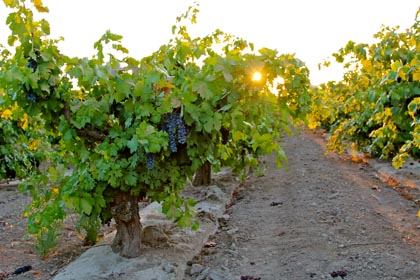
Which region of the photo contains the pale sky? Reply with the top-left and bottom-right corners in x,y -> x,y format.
1,0 -> 419,85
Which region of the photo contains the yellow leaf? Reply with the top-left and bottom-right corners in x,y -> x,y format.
409,37 -> 417,47
33,0 -> 49,13
418,210 -> 420,219
3,0 -> 16,7
390,61 -> 402,72
29,139 -> 41,151
361,59 -> 372,71
413,69 -> 420,81
1,109 -> 12,119
232,131 -> 244,141
384,107 -> 392,117
19,113 -> 29,130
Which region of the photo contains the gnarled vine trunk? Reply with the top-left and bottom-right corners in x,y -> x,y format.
110,190 -> 142,258
192,161 -> 211,186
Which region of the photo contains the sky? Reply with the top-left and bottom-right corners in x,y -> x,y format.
1,0 -> 419,85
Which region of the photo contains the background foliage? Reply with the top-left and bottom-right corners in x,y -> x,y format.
309,8 -> 420,168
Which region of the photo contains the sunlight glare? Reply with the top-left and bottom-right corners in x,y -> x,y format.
252,71 -> 262,82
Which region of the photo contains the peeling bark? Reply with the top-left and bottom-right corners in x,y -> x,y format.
110,191 -> 142,258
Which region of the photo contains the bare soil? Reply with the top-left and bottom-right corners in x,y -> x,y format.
184,131 -> 420,280
2,130 -> 420,280
0,184 -> 116,280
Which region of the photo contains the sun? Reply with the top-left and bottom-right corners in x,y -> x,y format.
252,71 -> 262,82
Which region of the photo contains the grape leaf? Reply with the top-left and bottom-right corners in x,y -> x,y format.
80,198 -> 93,216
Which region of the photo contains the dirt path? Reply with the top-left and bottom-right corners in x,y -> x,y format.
184,132 -> 420,280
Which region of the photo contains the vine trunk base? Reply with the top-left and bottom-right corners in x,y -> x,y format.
110,191 -> 142,258
192,161 -> 211,186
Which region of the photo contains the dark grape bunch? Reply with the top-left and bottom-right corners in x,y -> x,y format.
13,265 -> 32,275
145,153 -> 155,170
25,89 -> 37,103
162,113 -> 188,153
27,58 -> 38,72
240,276 -> 261,280
175,115 -> 187,145
24,57 -> 39,103
330,270 -> 348,278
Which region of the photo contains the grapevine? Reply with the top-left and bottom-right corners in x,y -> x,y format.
309,8 -> 420,168
0,0 -> 310,258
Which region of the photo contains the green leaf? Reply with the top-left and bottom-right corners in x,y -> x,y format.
203,118 -> 214,133
63,129 -> 73,141
105,30 -> 123,41
193,80 -> 212,99
7,35 -> 17,46
218,104 -> 232,112
80,198 -> 93,215
124,171 -> 137,186
115,78 -> 131,102
40,19 -> 50,35
125,117 -> 133,128
137,103 -> 154,117
112,43 -> 129,54
223,70 -> 233,82
127,136 -> 138,153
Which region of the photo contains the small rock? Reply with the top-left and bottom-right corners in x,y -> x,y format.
207,271 -> 225,280
190,264 -> 204,276
141,225 -> 169,245
196,268 -> 210,280
226,227 -> 239,235
307,272 -> 317,278
328,193 -> 339,200
204,241 -> 217,248
206,186 -> 226,202
162,263 -> 175,273
218,214 -> 230,223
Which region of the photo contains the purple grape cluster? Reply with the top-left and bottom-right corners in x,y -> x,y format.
176,116 -> 187,144
27,58 -> 38,72
240,276 -> 261,280
145,153 -> 155,170
13,265 -> 32,275
162,113 -> 188,153
330,270 -> 348,278
25,89 -> 37,103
